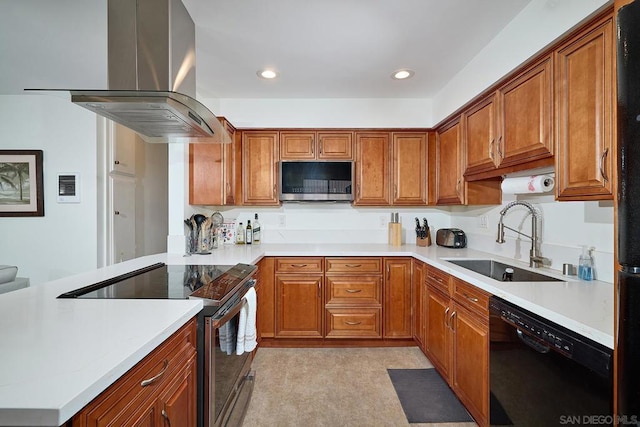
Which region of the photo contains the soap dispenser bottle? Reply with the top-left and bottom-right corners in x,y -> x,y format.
578,246 -> 593,281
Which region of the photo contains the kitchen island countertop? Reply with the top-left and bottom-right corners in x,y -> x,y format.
0,243 -> 614,426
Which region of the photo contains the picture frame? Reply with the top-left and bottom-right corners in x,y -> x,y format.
0,150 -> 44,217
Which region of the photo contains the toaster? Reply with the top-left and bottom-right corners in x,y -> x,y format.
435,228 -> 467,248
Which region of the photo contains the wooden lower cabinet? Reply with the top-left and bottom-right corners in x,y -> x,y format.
384,258 -> 412,338
275,273 -> 324,338
72,319 -> 197,427
412,259 -> 427,351
422,267 -> 490,426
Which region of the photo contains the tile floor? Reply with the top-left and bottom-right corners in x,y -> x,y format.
242,347 -> 478,427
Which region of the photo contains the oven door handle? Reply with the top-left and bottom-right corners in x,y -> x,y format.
516,329 -> 551,354
212,281 -> 255,328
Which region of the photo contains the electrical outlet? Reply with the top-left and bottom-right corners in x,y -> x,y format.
379,216 -> 386,227
278,215 -> 286,227
478,215 -> 488,229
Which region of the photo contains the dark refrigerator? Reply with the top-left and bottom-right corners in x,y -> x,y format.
617,0 -> 640,421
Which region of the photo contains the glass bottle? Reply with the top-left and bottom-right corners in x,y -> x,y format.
236,222 -> 245,245
578,246 -> 593,281
253,213 -> 261,244
246,220 -> 253,245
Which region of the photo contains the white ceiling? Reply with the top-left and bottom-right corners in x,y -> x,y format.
183,0 -> 532,99
0,0 -> 532,99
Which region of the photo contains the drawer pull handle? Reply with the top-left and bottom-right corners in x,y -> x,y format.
345,321 -> 362,325
141,359 -> 169,387
345,264 -> 362,268
290,264 -> 308,268
161,408 -> 171,426
345,289 -> 362,293
463,292 -> 479,302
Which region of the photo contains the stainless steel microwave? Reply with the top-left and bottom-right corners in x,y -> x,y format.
279,160 -> 354,202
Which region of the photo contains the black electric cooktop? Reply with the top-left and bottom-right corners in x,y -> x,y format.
58,263 -> 257,306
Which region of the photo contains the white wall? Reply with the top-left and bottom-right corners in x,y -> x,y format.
214,98 -> 433,129
0,95 -> 99,285
432,0 -> 611,124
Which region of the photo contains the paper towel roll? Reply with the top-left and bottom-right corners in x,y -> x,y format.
501,175 -> 555,194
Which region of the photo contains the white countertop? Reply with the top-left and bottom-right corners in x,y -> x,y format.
0,243 -> 614,426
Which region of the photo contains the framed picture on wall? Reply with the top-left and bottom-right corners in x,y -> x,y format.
0,150 -> 44,217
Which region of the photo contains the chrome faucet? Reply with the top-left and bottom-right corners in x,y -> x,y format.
496,201 -> 547,268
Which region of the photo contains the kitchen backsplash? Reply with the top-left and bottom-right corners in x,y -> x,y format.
182,195 -> 615,283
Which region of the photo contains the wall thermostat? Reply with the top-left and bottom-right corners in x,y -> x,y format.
57,173 -> 80,203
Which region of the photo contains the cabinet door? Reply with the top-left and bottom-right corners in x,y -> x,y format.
317,131 -> 353,160
463,94 -> 498,177
112,175 -> 136,263
392,132 -> 427,205
157,356 -> 197,427
498,56 -> 553,168
242,131 -> 279,205
425,286 -> 450,380
275,274 -> 323,338
412,260 -> 427,349
189,143 -> 223,205
435,118 -> 464,205
112,122 -> 137,175
354,132 -> 391,205
280,131 -> 315,160
222,119 -> 237,205
452,302 -> 489,426
555,16 -> 614,200
256,257 -> 275,340
383,258 -> 412,338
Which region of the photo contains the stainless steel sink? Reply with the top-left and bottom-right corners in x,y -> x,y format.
445,259 -> 563,282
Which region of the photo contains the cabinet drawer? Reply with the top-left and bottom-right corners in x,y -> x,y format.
275,257 -> 324,273
325,257 -> 382,274
325,308 -> 382,338
73,319 -> 197,425
425,265 -> 451,295
325,275 -> 382,305
452,277 -> 490,316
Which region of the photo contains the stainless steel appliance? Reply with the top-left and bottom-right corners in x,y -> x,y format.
59,262 -> 258,427
279,160 -> 353,202
435,228 -> 467,248
489,296 -> 612,426
617,1 -> 640,418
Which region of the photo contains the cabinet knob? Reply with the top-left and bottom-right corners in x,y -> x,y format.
114,160 -> 120,165
114,210 -> 120,215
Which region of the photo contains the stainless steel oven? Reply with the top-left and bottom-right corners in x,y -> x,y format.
203,279 -> 256,427
489,296 -> 612,426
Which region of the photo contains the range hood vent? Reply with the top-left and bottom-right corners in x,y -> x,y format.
36,0 -> 231,144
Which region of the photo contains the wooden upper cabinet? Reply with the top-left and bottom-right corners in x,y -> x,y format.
280,131 -> 353,160
435,118 -> 464,205
497,55 -> 554,168
189,118 -> 236,206
242,131 -> 280,205
354,132 -> 391,205
392,132 -> 427,205
463,94 -> 498,177
555,15 -> 614,200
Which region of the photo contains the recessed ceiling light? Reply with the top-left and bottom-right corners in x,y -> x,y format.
257,69 -> 279,79
392,69 -> 415,80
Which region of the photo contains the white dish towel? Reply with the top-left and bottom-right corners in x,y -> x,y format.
236,287 -> 257,355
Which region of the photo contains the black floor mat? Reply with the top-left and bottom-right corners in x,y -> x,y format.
387,368 -> 473,424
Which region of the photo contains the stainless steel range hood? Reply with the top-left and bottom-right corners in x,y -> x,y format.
41,0 -> 230,144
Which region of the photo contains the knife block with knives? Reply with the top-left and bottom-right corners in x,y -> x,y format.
415,217 -> 432,247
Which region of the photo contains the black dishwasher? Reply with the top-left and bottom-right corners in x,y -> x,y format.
489,297 -> 613,426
